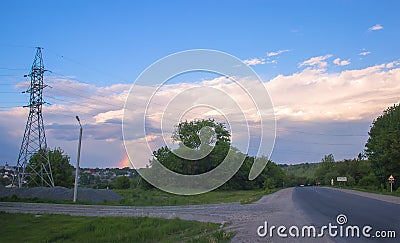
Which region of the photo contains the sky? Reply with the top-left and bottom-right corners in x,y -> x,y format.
0,0 -> 399,168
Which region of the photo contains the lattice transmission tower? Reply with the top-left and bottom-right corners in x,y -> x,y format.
16,47 -> 54,187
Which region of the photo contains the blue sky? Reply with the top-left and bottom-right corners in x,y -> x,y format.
2,1 -> 399,83
1,1 -> 400,168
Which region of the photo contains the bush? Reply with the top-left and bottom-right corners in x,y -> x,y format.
346,176 -> 356,186
358,173 -> 379,189
113,176 -> 131,189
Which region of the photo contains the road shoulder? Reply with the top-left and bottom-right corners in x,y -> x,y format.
323,187 -> 400,205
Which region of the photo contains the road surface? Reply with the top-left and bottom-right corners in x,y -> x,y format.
293,187 -> 400,242
1,187 -> 399,242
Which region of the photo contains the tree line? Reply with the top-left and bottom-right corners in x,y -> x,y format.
18,104 -> 400,193
285,104 -> 400,192
140,119 -> 285,191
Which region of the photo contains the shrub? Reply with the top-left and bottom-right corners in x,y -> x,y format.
113,176 -> 131,189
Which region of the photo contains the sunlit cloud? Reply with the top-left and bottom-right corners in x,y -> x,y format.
2,59 -> 400,167
298,54 -> 332,70
368,24 -> 383,31
267,49 -> 290,57
94,109 -> 124,123
333,58 -> 351,66
267,61 -> 400,121
359,51 -> 371,56
242,58 -> 265,66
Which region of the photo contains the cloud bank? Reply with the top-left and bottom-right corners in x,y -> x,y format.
2,58 -> 400,167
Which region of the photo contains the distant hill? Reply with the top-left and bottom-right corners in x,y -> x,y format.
279,162 -> 320,179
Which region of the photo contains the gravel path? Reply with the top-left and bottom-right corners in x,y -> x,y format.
0,188 -> 333,242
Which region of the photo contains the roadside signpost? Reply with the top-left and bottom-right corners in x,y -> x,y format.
337,177 -> 347,187
388,175 -> 395,193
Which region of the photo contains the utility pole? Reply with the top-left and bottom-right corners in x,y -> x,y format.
73,116 -> 83,202
16,47 -> 54,187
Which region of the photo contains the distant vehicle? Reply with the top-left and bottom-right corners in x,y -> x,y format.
299,184 -> 305,187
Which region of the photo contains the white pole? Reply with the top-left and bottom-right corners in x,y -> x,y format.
73,116 -> 82,202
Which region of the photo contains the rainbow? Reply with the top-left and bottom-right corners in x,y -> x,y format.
118,153 -> 132,168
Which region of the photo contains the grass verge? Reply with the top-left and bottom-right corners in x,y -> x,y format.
114,188 -> 277,206
0,212 -> 234,242
1,188 -> 278,206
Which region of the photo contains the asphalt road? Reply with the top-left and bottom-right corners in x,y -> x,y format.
293,187 -> 400,242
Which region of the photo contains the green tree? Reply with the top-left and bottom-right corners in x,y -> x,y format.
153,119 -> 231,175
149,119 -> 282,190
172,119 -> 230,149
365,104 -> 400,188
322,154 -> 335,163
315,154 -> 336,185
358,173 -> 379,190
114,176 -> 131,189
29,148 -> 74,188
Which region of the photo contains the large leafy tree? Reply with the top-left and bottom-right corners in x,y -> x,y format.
29,148 -> 74,188
365,104 -> 400,188
315,154 -> 337,185
172,118 -> 230,149
147,118 -> 286,190
153,119 -> 230,175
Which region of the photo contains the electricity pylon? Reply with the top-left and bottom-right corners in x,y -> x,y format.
16,47 -> 54,187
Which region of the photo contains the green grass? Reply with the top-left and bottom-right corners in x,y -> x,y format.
0,212 -> 234,242
1,188 -> 275,206
0,195 -> 89,205
114,188 -> 275,206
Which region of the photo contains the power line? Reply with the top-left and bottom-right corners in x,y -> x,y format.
0,67 -> 27,70
276,127 -> 368,137
276,137 -> 360,146
45,48 -> 131,83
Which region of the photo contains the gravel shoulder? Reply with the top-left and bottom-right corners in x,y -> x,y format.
323,187 -> 400,205
227,187 -> 333,243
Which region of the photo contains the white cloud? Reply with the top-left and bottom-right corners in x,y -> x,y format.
267,49 -> 290,57
94,109 -> 124,123
333,58 -> 351,66
386,61 -> 400,69
267,62 -> 400,121
243,49 -> 290,67
359,51 -> 371,56
243,58 -> 265,66
368,24 -> 383,31
266,60 -> 278,64
298,54 -> 332,69
2,61 -> 400,167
